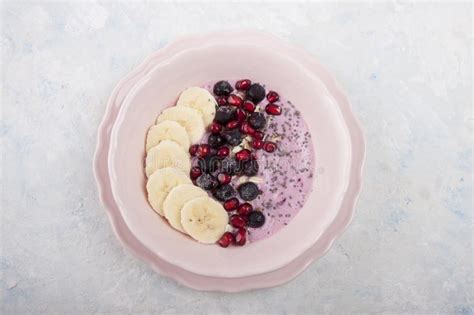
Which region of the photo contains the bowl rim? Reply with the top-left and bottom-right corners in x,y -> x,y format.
93,31 -> 366,291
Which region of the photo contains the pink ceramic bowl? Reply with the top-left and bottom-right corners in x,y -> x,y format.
95,32 -> 365,289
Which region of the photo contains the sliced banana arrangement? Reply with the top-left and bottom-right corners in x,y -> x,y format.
144,86 -> 229,245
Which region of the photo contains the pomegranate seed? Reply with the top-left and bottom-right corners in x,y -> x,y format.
209,122 -> 222,134
196,144 -> 211,158
235,149 -> 251,161
236,109 -> 247,122
217,96 -> 227,106
223,197 -> 239,211
242,101 -> 256,113
217,146 -> 230,158
251,139 -> 264,149
253,131 -> 264,140
234,228 -> 247,246
235,79 -> 251,91
263,141 -> 277,153
240,121 -> 255,135
265,103 -> 281,115
226,120 -> 240,129
227,94 -> 243,107
217,172 -> 232,185
190,166 -> 202,180
189,144 -> 199,156
230,215 -> 247,229
266,91 -> 279,103
237,203 -> 253,216
218,232 -> 234,248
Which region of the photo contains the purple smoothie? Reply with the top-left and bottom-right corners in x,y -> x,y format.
202,80 -> 315,242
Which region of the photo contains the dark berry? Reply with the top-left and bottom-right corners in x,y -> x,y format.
242,101 -> 256,113
216,146 -> 230,158
218,232 -> 234,247
251,139 -> 264,150
253,131 -> 264,140
213,184 -> 236,201
213,80 -> 233,96
227,94 -> 243,107
209,122 -> 222,134
189,144 -> 199,156
208,134 -> 225,148
234,229 -> 246,246
235,79 -> 251,91
220,157 -> 239,175
222,128 -> 242,146
196,173 -> 218,190
196,144 -> 211,158
235,149 -> 251,161
237,203 -> 253,216
247,83 -> 266,104
248,211 -> 265,228
248,112 -> 266,130
217,172 -> 232,185
242,159 -> 259,176
240,121 -> 255,136
215,105 -> 237,124
223,198 -> 239,211
216,95 -> 227,106
263,141 -> 277,153
238,182 -> 260,201
198,156 -> 221,173
266,91 -> 279,103
265,103 -> 281,115
230,215 -> 247,229
226,120 -> 240,129
190,166 -> 202,180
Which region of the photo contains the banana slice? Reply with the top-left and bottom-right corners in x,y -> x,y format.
145,140 -> 191,177
181,196 -> 229,244
145,120 -> 190,152
176,87 -> 217,126
163,184 -> 208,233
146,167 -> 192,216
156,107 -> 205,143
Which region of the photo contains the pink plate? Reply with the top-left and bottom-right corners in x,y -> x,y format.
94,31 -> 365,291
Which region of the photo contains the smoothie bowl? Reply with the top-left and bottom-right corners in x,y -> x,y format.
108,39 -> 355,279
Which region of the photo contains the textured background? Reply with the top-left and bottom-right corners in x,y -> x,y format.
1,1 -> 472,314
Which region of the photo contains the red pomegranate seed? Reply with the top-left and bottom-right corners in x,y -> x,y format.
217,173 -> 232,185
265,103 -> 282,115
209,122 -> 222,134
235,79 -> 251,91
240,121 -> 255,135
189,144 -> 199,156
236,109 -> 247,122
251,139 -> 264,149
226,120 -> 240,129
266,91 -> 279,103
218,232 -> 234,248
234,228 -> 247,246
190,166 -> 202,180
217,146 -> 230,158
253,131 -> 264,140
223,197 -> 239,211
242,101 -> 256,113
217,96 -> 227,106
237,203 -> 253,217
235,149 -> 251,161
196,144 -> 211,158
263,141 -> 277,153
227,94 -> 243,107
230,215 -> 247,229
